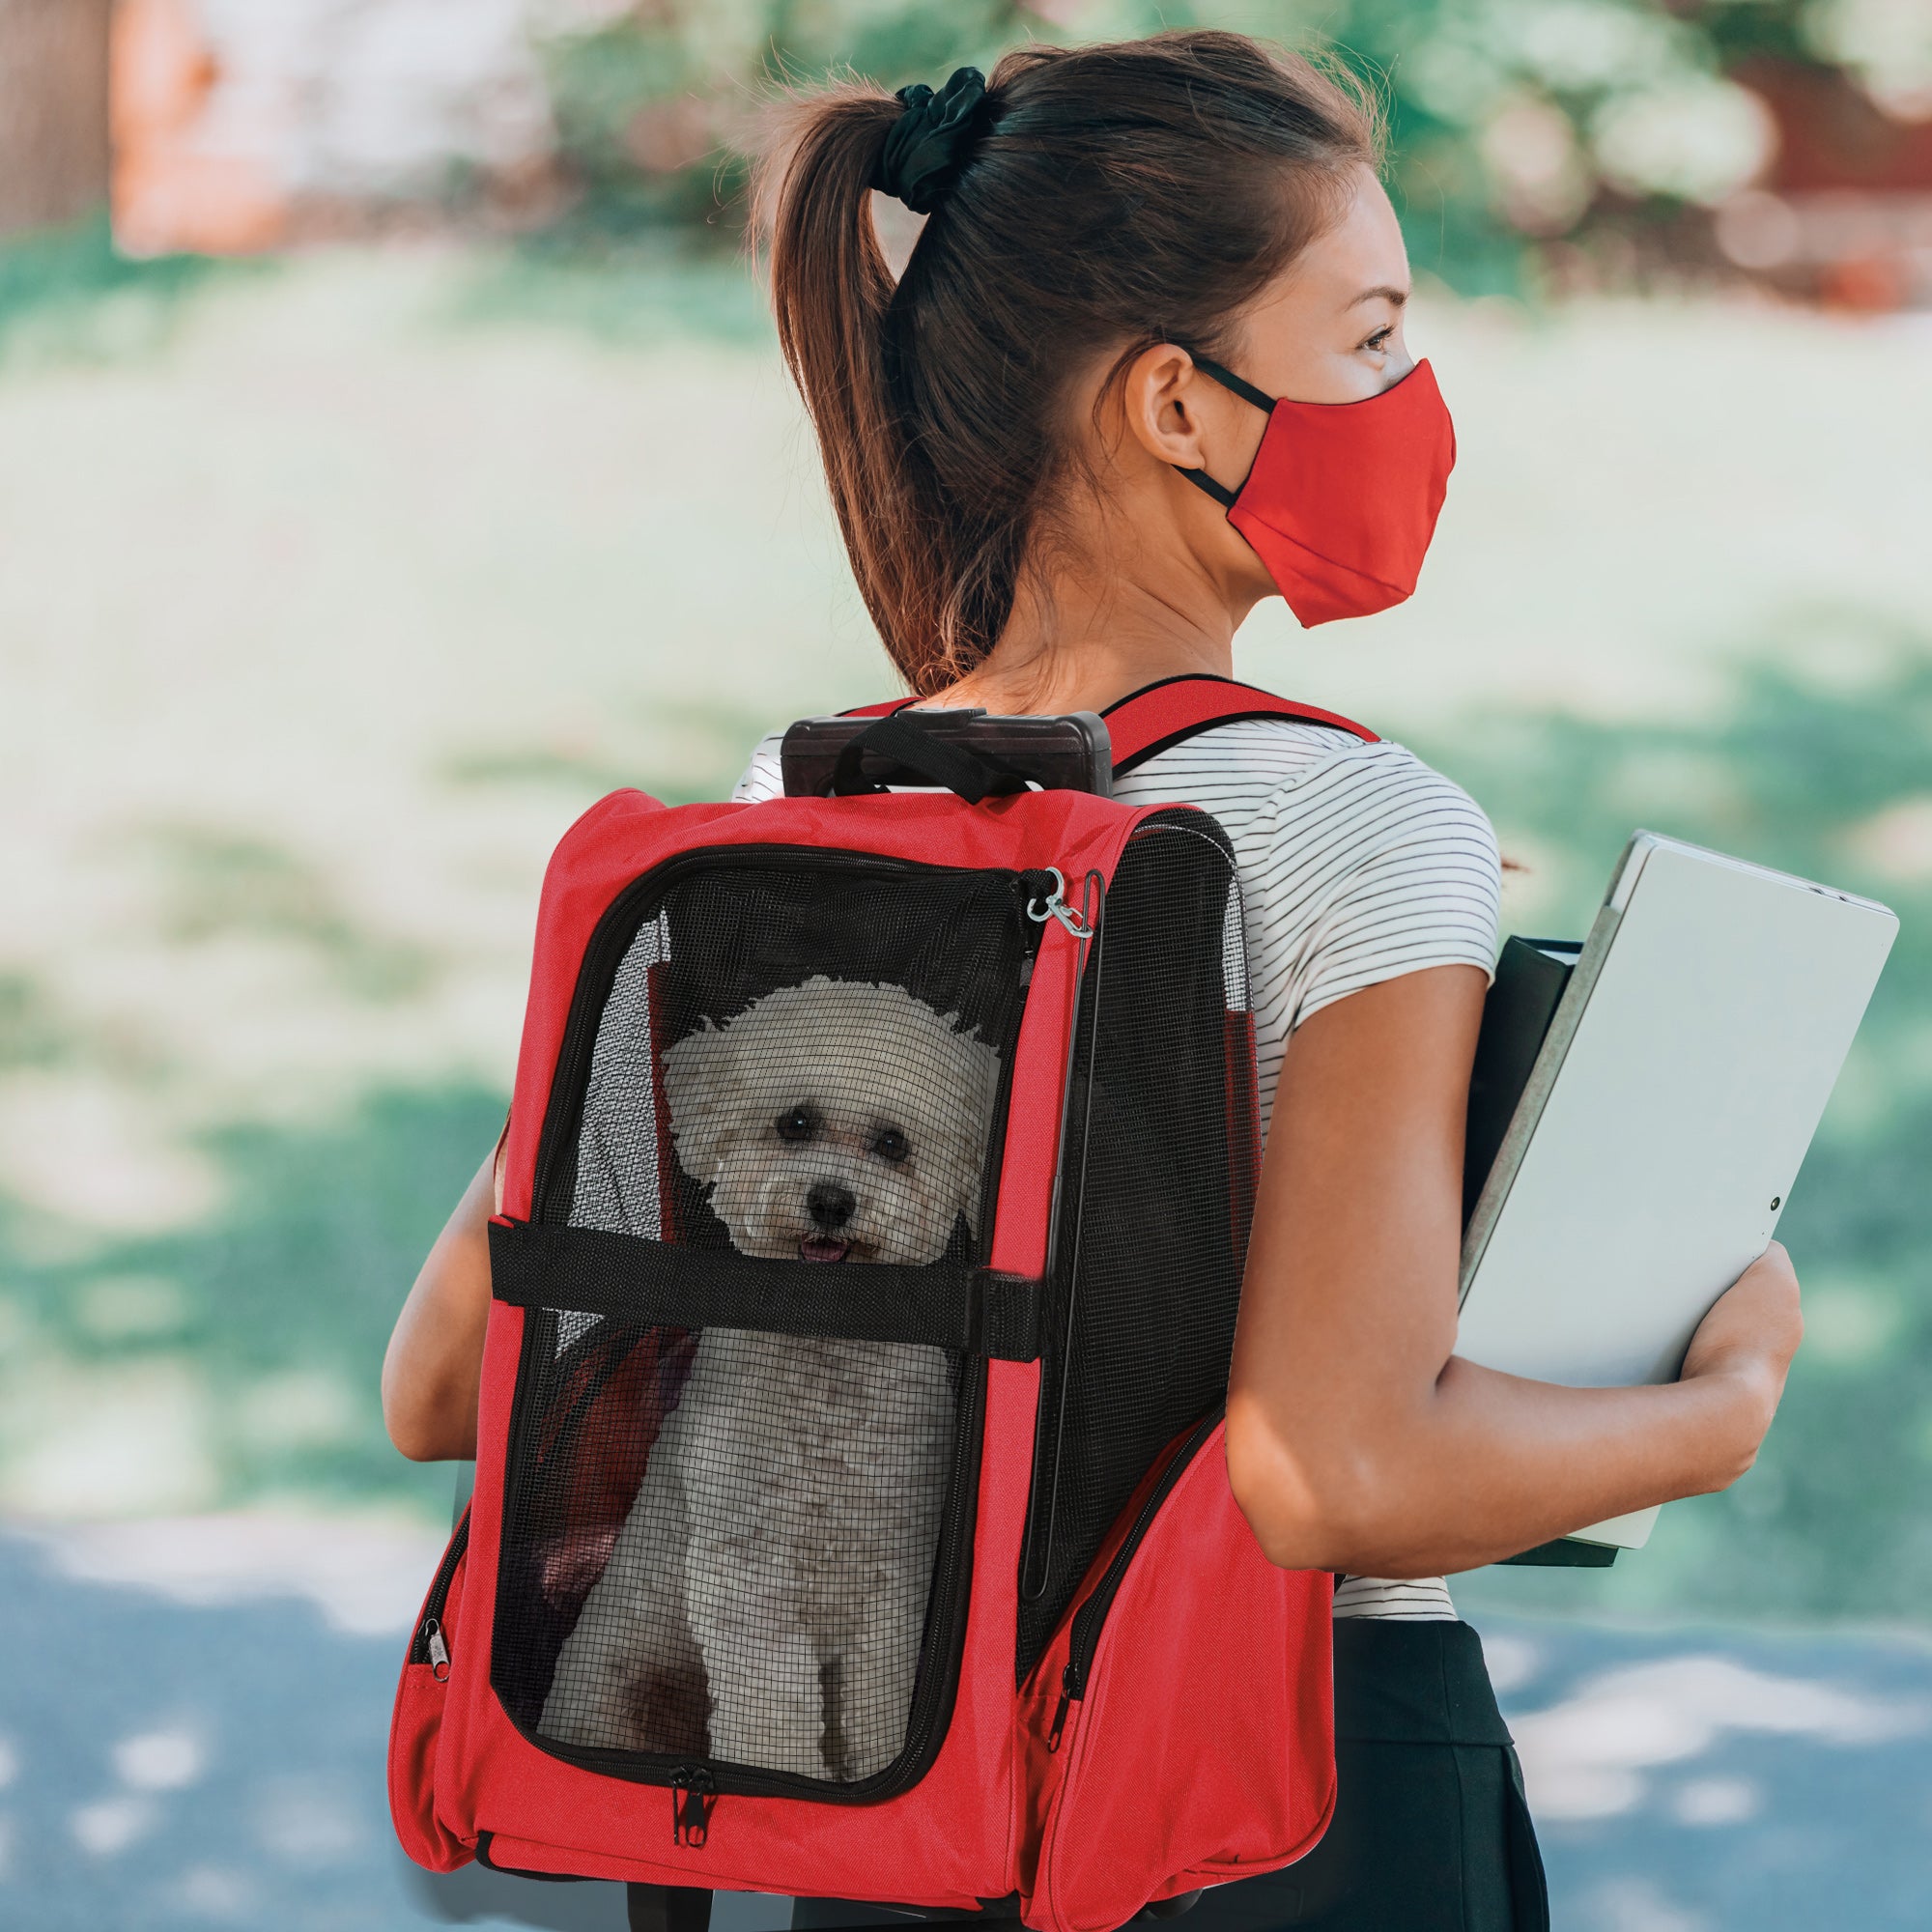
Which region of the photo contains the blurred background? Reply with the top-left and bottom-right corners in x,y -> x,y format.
2,2 -> 1929,1928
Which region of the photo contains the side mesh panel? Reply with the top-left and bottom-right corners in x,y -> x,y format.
1016,813 -> 1257,1682
493,856 -> 1030,1788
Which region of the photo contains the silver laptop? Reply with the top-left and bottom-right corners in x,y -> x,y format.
1457,832 -> 1897,1548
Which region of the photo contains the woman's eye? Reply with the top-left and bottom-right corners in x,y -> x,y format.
872,1126 -> 910,1164
776,1105 -> 820,1143
1362,326 -> 1394,354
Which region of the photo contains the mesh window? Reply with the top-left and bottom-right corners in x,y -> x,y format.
494,853 -> 1031,1789
1015,812 -> 1257,1683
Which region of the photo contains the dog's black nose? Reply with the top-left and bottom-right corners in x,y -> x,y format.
807,1181 -> 856,1231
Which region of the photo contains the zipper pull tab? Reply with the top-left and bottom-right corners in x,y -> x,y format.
1026,867 -> 1094,941
1046,1663 -> 1078,1754
669,1768 -> 715,1848
423,1618 -> 451,1681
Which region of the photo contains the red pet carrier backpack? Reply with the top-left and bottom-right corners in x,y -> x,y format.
390,677 -> 1375,1932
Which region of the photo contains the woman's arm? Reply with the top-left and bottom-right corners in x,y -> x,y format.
382,1145 -> 498,1462
1225,963 -> 1803,1577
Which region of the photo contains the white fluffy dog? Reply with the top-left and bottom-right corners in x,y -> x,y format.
541,976 -> 1000,1781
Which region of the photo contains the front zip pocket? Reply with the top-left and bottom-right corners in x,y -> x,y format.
410,1508 -> 470,1679
389,1508 -> 474,1873
1027,1414 -> 1335,1932
1046,1411 -> 1219,1752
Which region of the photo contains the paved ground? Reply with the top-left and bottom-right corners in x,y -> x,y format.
5,1518 -> 1929,1932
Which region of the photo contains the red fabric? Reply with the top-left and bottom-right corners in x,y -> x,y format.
1022,1425 -> 1334,1932
1226,359 -> 1454,628
387,1519 -> 472,1872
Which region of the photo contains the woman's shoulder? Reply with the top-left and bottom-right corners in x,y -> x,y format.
1122,716 -> 1494,845
730,714 -> 1494,851
1150,721 -> 1500,1024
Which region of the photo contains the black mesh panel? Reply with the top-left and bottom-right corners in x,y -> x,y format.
493,852 -> 1031,1791
1015,812 -> 1256,1682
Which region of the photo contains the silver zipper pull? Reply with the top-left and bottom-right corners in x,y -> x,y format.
424,1618 -> 451,1680
1026,867 -> 1093,940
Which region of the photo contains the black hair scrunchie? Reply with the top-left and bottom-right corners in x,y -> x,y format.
872,67 -> 991,214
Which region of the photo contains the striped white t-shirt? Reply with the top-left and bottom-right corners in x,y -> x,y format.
733,716 -> 1501,1621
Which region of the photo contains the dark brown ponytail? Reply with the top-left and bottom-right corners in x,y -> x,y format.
754,32 -> 1381,696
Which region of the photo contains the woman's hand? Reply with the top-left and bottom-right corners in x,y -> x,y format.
1676,1241 -> 1804,1486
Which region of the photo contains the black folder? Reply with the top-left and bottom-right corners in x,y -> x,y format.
1463,936 -> 1615,1570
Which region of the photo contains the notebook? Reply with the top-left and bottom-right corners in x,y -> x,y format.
1458,831 -> 1897,1557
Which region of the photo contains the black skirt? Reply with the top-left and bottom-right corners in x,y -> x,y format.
789,1618 -> 1548,1932
1165,1618 -> 1548,1931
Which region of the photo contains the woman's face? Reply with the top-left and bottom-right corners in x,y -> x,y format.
1236,164 -> 1415,405
1033,161 -> 1422,646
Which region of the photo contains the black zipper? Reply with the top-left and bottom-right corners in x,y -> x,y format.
1045,1411 -> 1221,1753
410,1507 -> 471,1678
1017,812 -> 1234,1662
1017,869 -> 1107,1608
668,1765 -> 716,1846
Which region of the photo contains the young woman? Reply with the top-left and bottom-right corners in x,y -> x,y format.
385,30 -> 1803,1929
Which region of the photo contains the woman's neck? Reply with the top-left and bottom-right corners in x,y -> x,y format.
923,553 -> 1249,716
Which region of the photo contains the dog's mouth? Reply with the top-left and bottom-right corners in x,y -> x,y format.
799,1236 -> 851,1264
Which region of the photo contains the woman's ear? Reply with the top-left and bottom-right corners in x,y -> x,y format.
1118,343 -> 1264,495
1120,342 -> 1212,470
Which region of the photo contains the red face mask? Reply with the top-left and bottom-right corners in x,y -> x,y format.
1179,357 -> 1456,627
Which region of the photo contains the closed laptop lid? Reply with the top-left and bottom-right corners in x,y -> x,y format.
1457,832 -> 1895,1393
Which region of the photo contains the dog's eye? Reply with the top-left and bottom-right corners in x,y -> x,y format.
872,1126 -> 910,1164
775,1105 -> 820,1143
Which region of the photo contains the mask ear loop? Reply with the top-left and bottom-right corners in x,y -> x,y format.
1176,355 -> 1276,507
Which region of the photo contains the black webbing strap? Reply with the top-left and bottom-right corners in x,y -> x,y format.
627,1884 -> 712,1932
1176,355 -> 1275,510
1193,355 -> 1277,414
490,1220 -> 1042,1361
1178,465 -> 1237,510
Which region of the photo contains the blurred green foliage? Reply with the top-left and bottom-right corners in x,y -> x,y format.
0,1086 -> 501,1520
0,214 -> 242,361
528,0 -> 1897,295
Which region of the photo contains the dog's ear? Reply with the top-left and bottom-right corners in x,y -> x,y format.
660,1023 -> 731,1180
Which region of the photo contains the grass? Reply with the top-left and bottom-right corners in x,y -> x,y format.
0,1083 -> 504,1522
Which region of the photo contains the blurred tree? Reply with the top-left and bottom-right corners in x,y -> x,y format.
0,0 -> 113,236
526,0 -> 1932,296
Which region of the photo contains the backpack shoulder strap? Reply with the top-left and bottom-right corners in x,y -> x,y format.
1102,674 -> 1377,778
835,677 -> 1373,781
